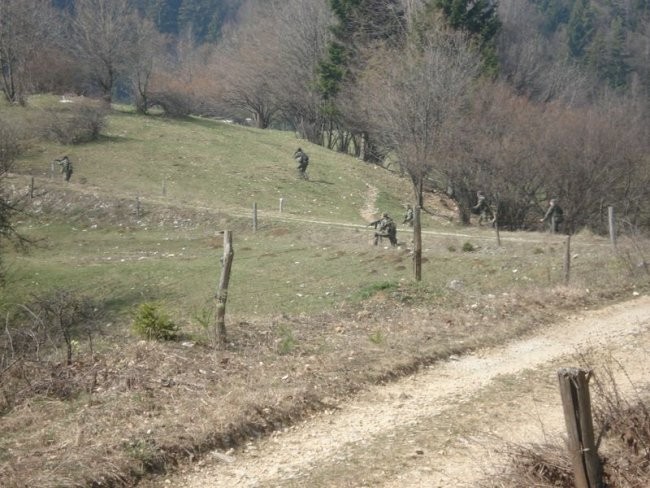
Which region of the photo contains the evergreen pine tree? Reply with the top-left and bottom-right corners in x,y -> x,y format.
604,16 -> 630,88
567,0 -> 594,58
428,0 -> 501,75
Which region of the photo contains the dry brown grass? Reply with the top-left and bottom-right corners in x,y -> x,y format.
482,356 -> 650,488
0,280 -> 630,488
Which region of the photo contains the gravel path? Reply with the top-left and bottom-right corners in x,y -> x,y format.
154,295 -> 650,487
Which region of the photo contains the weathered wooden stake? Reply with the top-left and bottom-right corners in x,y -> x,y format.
252,202 -> 258,232
30,177 -> 34,198
135,195 -> 141,219
494,195 -> 501,247
162,179 -> 167,196
215,230 -> 234,348
608,206 -> 616,248
279,197 -> 285,213
563,235 -> 571,284
557,368 -> 603,488
413,206 -> 422,282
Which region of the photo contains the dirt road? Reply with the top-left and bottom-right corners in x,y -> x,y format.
154,295 -> 650,487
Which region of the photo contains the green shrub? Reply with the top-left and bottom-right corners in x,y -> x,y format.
368,330 -> 385,345
462,241 -> 476,252
356,281 -> 398,300
132,302 -> 179,341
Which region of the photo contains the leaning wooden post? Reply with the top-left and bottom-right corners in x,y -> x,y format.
608,206 -> 616,248
135,195 -> 141,219
279,197 -> 285,213
252,202 -> 258,232
215,230 -> 234,348
30,177 -> 35,198
557,368 -> 603,488
413,206 -> 422,282
563,235 -> 571,285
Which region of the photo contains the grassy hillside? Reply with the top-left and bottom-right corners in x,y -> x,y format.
1,97 -> 649,487
17,98 -> 410,223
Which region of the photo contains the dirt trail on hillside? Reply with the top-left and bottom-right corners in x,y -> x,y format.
152,295 -> 650,488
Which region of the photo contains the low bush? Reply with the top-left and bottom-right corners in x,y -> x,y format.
132,302 -> 179,341
0,117 -> 23,173
41,99 -> 108,144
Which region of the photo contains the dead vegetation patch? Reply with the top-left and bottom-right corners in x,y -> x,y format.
483,358 -> 650,488
1,279 -> 629,487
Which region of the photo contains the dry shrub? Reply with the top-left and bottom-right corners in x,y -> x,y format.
0,117 -> 23,173
40,98 -> 109,144
485,359 -> 650,488
589,362 -> 650,486
149,90 -> 195,117
148,72 -> 198,117
0,290 -> 102,412
487,441 -> 574,487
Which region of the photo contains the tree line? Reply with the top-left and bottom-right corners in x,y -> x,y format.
0,0 -> 649,233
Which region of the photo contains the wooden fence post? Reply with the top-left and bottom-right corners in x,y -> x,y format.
608,206 -> 616,248
135,195 -> 141,219
563,235 -> 571,284
30,177 -> 34,198
279,197 -> 284,213
493,195 -> 501,247
253,202 -> 258,232
215,230 -> 234,348
413,206 -> 422,282
162,179 -> 167,196
557,368 -> 603,488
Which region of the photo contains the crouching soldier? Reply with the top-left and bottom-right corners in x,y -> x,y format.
369,213 -> 397,247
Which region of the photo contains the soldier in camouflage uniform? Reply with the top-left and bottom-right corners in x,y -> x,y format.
540,198 -> 564,233
370,213 -> 397,247
403,204 -> 414,227
472,191 -> 494,226
56,155 -> 73,182
293,148 -> 309,179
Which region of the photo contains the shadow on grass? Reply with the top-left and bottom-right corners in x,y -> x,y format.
96,134 -> 135,144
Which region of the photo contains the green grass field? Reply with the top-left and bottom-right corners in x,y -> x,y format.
1,97 -> 649,487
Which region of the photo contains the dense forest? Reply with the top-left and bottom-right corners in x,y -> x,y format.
1,0 -> 649,233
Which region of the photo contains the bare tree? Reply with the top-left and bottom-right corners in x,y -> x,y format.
131,18 -> 165,114
360,28 -> 481,209
0,0 -> 58,104
71,0 -> 139,103
497,0 -> 594,106
539,95 -> 650,233
214,2 -> 282,128
271,0 -> 334,140
452,82 -> 548,228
